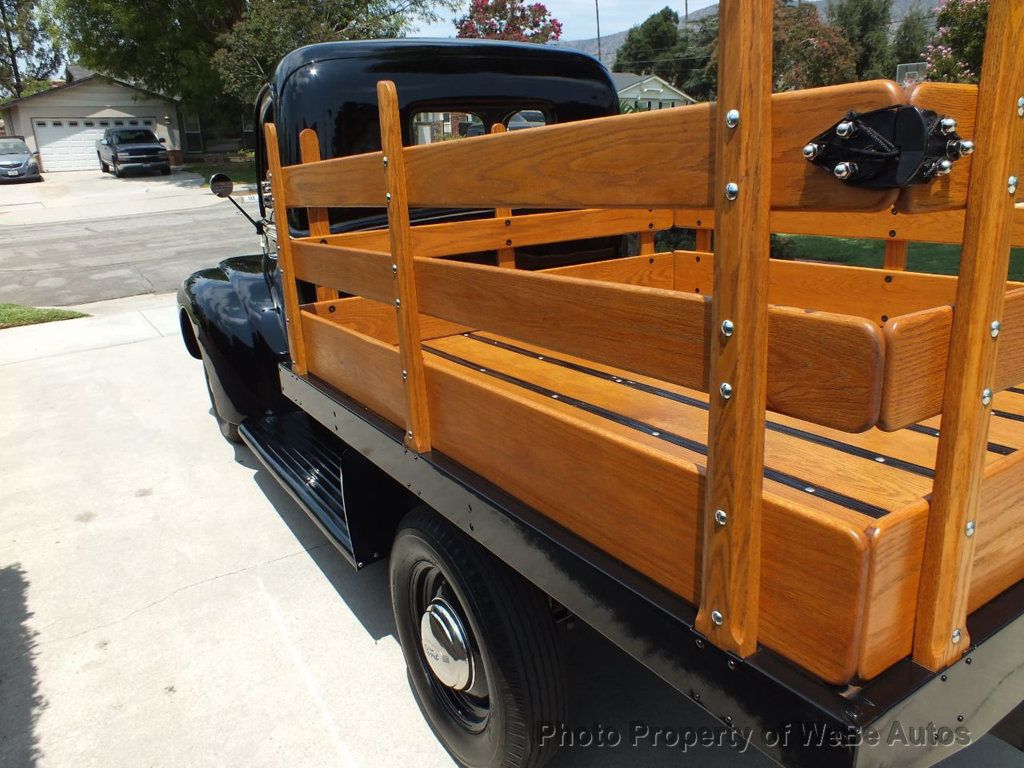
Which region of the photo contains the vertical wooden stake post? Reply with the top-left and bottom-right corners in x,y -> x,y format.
298,128 -> 338,302
913,0 -> 1024,671
378,80 -> 432,453
695,0 -> 773,657
884,240 -> 908,271
263,122 -> 308,375
490,123 -> 516,268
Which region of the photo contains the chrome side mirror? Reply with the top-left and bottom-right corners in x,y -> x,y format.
209,173 -> 234,198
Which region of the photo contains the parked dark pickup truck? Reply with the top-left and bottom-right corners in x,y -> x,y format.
95,127 -> 170,177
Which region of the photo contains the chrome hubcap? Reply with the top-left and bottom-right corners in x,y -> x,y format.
420,597 -> 474,691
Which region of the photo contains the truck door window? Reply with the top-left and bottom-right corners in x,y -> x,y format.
411,111 -> 484,144
506,110 -> 547,131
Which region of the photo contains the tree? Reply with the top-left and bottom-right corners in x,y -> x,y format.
455,0 -> 561,43
214,0 -> 454,105
827,0 -> 894,80
925,0 -> 988,83
892,3 -> 932,66
0,0 -> 59,100
774,2 -> 857,90
613,7 -> 679,81
46,0 -> 245,108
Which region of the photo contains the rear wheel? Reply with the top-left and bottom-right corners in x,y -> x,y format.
391,507 -> 566,768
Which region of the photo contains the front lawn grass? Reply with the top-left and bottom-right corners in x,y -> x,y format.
0,304 -> 87,330
782,235 -> 1024,281
183,161 -> 257,187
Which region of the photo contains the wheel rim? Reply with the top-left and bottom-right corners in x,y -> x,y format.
411,562 -> 490,732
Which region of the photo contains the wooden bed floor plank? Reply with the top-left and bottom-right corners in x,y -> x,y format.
426,333 -> 932,521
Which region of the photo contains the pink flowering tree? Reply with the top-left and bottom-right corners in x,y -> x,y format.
455,0 -> 563,43
925,0 -> 988,83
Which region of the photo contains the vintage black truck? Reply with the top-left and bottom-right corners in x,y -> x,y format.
178,14 -> 1024,768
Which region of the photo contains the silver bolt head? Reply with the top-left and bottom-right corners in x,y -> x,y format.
394,298 -> 401,308
966,520 -> 976,538
391,263 -> 398,274
836,120 -> 855,138
951,628 -> 963,645
982,388 -> 993,406
802,143 -> 819,160
935,158 -> 954,176
382,155 -> 389,167
958,140 -> 975,156
724,182 -> 739,201
725,109 -> 740,128
711,610 -> 724,626
1010,176 -> 1019,195
991,320 -> 1001,338
940,117 -> 958,135
714,508 -> 728,526
385,192 -> 392,202
833,162 -> 856,180
721,319 -> 735,337
720,382 -> 733,399
406,430 -> 414,438
1018,96 -> 1024,117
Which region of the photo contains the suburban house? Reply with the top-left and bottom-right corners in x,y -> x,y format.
611,72 -> 696,110
0,65 -> 183,171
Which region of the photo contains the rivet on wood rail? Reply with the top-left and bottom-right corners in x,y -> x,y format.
1009,176 -> 1019,195
385,192 -> 392,203
391,263 -> 398,275
720,382 -> 733,399
725,109 -> 740,128
951,628 -> 963,645
724,182 -> 739,201
711,610 -> 724,626
714,509 -> 728,527
982,388 -> 993,406
965,521 -> 976,538
1018,97 -> 1024,117
991,320 -> 1002,338
402,369 -> 408,381
394,298 -> 401,309
721,319 -> 734,337
406,430 -> 413,439
382,155 -> 388,167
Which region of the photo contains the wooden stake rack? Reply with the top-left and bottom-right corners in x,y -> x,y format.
263,0 -> 1024,685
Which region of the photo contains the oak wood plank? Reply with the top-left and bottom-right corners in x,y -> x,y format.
263,122 -> 308,375
912,0 -> 1024,671
415,257 -> 884,431
281,150 -> 387,208
303,296 -> 470,344
379,80 -> 431,452
291,241 -> 394,305
298,128 -> 335,303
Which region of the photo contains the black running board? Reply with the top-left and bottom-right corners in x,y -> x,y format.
239,411 -> 356,565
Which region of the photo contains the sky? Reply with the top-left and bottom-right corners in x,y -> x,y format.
412,0 -> 720,42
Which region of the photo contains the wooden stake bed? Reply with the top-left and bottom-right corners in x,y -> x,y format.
262,19 -> 1024,687
293,261 -> 1024,685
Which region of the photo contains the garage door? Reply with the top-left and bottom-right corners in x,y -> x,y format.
33,117 -> 156,171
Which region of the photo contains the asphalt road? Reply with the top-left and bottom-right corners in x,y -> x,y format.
0,201 -> 262,307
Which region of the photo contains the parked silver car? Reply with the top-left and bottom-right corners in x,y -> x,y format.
0,137 -> 42,182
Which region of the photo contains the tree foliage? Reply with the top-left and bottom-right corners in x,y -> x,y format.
827,0 -> 894,80
455,0 -> 562,43
892,3 -> 932,65
0,0 -> 60,100
215,0 -> 452,105
774,2 -> 857,90
925,0 -> 987,83
613,7 -> 680,81
46,0 -> 244,108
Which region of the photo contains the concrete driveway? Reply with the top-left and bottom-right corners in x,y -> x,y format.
0,169 -> 222,227
0,294 -> 1021,768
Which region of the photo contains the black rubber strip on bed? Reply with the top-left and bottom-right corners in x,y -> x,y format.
425,344 -> 891,519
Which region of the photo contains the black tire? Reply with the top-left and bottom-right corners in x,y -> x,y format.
98,155 -> 109,173
202,363 -> 241,443
113,161 -> 123,178
391,507 -> 566,768
160,166 -> 171,175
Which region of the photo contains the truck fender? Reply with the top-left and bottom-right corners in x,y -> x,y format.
178,254 -> 290,425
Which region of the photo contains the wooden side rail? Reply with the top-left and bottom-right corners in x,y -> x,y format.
278,81 -> 908,213
675,205 -> 1024,246
413,256 -> 883,432
306,208 -> 674,258
881,287 -> 1024,430
291,241 -> 394,304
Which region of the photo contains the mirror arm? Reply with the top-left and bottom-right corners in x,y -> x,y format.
226,194 -> 263,234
